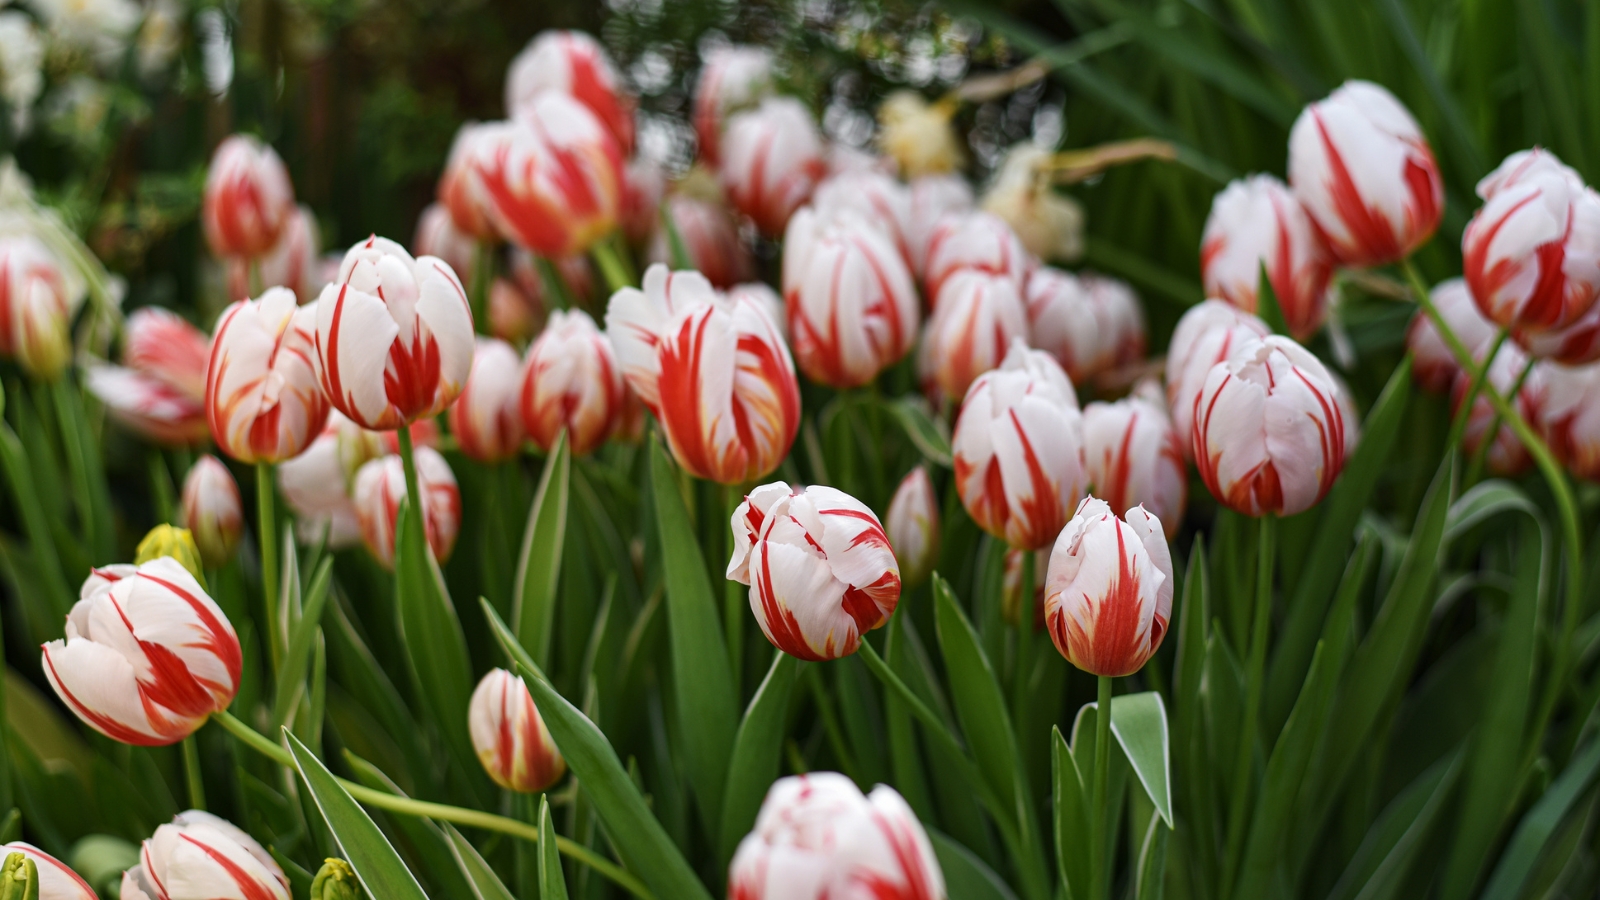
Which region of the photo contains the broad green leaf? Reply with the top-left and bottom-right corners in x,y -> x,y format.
343,753 -> 477,900
1109,692 -> 1172,828
0,421 -> 71,618
1327,752 -> 1463,900
884,613 -> 936,823
1171,537 -> 1215,890
888,397 -> 952,468
1480,737 -> 1600,900
444,824 -> 516,900
513,430 -> 570,668
272,556 -> 334,729
719,650 -> 800,866
928,829 -> 1020,900
540,795 -> 570,900
1135,812 -> 1170,900
1052,726 -> 1091,900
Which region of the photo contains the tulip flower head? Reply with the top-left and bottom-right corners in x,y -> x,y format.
276,411 -> 366,549
1084,382 -> 1186,537
886,466 -> 940,586
718,97 -> 826,237
810,168 -> 913,265
727,482 -> 901,661
0,233 -> 84,379
120,810 -> 289,900
1163,299 -> 1271,459
413,202 -> 479,290
1537,361 -> 1600,481
519,309 -> 623,456
2,843 -> 95,900
41,558 -> 241,746
488,275 -> 544,344
876,89 -> 964,179
468,668 -> 566,793
1406,278 -> 1500,392
181,455 -> 243,568
922,210 -> 1032,305
981,144 -> 1085,264
202,134 -> 295,260
353,446 -> 460,568
1515,301 -> 1600,366
437,123 -> 501,242
206,287 -> 331,463
693,44 -> 774,166
1043,497 -> 1173,677
1201,173 -> 1334,339
1026,267 -> 1146,384
448,337 -> 525,462
907,174 -> 974,275
924,269 -> 1029,400
1453,342 -> 1546,476
506,30 -> 635,156
647,194 -> 754,289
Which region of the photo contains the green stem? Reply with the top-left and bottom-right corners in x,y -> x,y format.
1444,327 -> 1507,454
591,238 -> 634,295
723,483 -> 745,685
470,241 -> 494,335
396,427 -> 423,539
1222,512 -> 1276,897
1092,674 -> 1114,900
256,462 -> 282,671
1465,353 -> 1536,486
536,257 -> 575,311
248,260 -> 264,297
181,735 -> 206,810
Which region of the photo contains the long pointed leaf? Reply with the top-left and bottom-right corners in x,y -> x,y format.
444,825 -> 517,900
540,795 -> 571,900
514,430 -> 570,667
719,650 -> 801,866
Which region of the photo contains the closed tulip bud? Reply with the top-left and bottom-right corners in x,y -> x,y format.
924,270 -> 1029,400
2,843 -> 94,900
647,194 -> 754,289
413,203 -> 479,289
447,337 -> 524,462
0,235 -> 85,379
353,446 -> 460,568
276,413 -> 361,549
981,145 -> 1085,264
41,558 -> 240,745
1084,382 -> 1186,537
314,236 -> 474,431
506,31 -> 635,156
1515,302 -> 1600,365
1406,278 -> 1500,392
1288,80 -> 1443,266
518,309 -> 622,456
120,811 -> 289,900
782,208 -> 919,388
133,526 -> 206,585
1201,174 -> 1334,339
181,456 -> 242,568
728,773 -> 945,900
922,211 -> 1032,305
886,466 -> 939,586
1454,343 -> 1547,476
810,169 -> 914,266
468,668 -> 566,793
728,482 -> 900,661
877,90 -> 964,179
1026,267 -> 1146,384
202,134 -> 295,260
953,340 -> 1086,550
1163,299 -> 1271,460
437,123 -> 500,242
693,44 -> 774,166
0,851 -> 35,900
907,174 -> 974,277
607,264 -> 799,484
621,157 -> 666,247
1193,335 -> 1351,516
310,859 -> 363,900
206,288 -> 331,463
1043,497 -> 1173,677
719,97 -> 826,237
726,281 -> 787,340
1537,361 -> 1600,481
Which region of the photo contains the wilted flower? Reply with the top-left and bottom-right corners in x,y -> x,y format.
1025,267 -> 1145,384
1201,173 -> 1334,339
519,309 -> 623,456
120,811 -> 289,900
981,144 -> 1085,264
923,269 -> 1029,400
468,668 -> 566,793
181,456 -> 243,569
719,97 -> 826,237
1043,497 -> 1173,677
876,91 -> 963,179
693,44 -> 774,166
353,446 -> 460,568
506,30 -> 635,156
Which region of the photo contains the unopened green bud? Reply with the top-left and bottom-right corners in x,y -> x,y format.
0,851 -> 40,900
310,858 -> 364,900
134,525 -> 207,586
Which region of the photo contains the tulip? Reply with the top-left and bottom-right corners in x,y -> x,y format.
448,337 -> 525,462
488,276 -> 543,345
1193,335 -> 1351,516
907,174 -> 974,276
1201,173 -> 1334,339
1287,80 -> 1443,266
310,860 -> 362,900
1537,361 -> 1600,481
1042,496 -> 1173,677
1454,342 -> 1546,476
607,264 -> 799,484
725,281 -> 787,340
952,340 -> 1086,550
133,526 -> 207,587
313,236 -> 474,431
519,309 -> 623,456
810,168 -> 913,265
693,44 -> 774,166
353,446 -> 460,567
1,843 -> 95,900
125,307 -> 211,401
981,144 -> 1085,264
506,30 -> 635,156
180,456 -> 242,568
276,411 -> 362,549
249,204 -> 321,303
0,234 -> 85,380
923,269 -> 1029,400
201,134 -> 295,260
1083,381 -> 1186,536
621,156 -> 667,247
719,97 -> 826,237
782,207 -> 919,388
1026,267 -> 1145,384
886,466 -> 939,586
120,810 -> 289,900
437,123 -> 500,242
647,194 -> 754,289
41,558 -> 240,746
1405,278 -> 1500,393
922,211 -> 1032,306
876,90 -> 963,179
1515,302 -> 1600,366
468,668 -> 566,793
413,202 -> 479,293
1163,299 -> 1271,460
728,773 -> 945,899
1463,149 -> 1600,333
206,287 -> 330,463
87,363 -> 209,446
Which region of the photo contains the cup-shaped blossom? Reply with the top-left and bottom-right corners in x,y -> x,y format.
468,668 -> 566,793
607,264 -> 800,484
952,341 -> 1086,550
1453,343 -> 1547,476
1042,497 -> 1173,677
206,287 -> 330,463
886,466 -> 939,586
718,97 -> 826,237
981,144 -> 1085,264
506,30 -> 635,156
810,168 -> 913,265
1163,299 -> 1271,459
1026,267 -> 1145,384
353,446 -> 460,568
907,174 -> 974,276
924,269 -> 1029,400
437,123 -> 501,242
0,234 -> 86,379
313,236 -> 474,431
782,207 -> 919,388
1515,302 -> 1600,366
693,44 -> 774,166
181,455 -> 242,568
1406,278 -> 1500,392
647,194 -> 754,289
519,309 -> 623,456
1201,173 -> 1334,339
202,134 -> 295,260
1084,382 -> 1186,537
40,558 -> 241,746
126,306 -> 212,403
876,90 -> 964,179
1193,335 -> 1351,516
922,211 -> 1032,305
727,482 -> 901,661
2,842 -> 95,900
728,773 -> 945,900
443,337 -> 523,462
1537,361 -> 1600,481
120,810 -> 289,900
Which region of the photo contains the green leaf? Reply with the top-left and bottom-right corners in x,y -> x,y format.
1052,726 -> 1091,900
1254,262 -> 1288,335
51,379 -> 114,563
1135,812 -> 1170,900
284,730 -> 430,900
342,753 -> 477,900
929,829 -> 1021,900
444,824 -> 516,900
540,795 -> 570,900
272,556 -> 335,730
513,430 -> 570,668
0,421 -> 71,618
1109,692 -> 1172,828
1480,737 -> 1600,900
887,397 -> 952,468
1328,751 -> 1464,900
719,650 -> 801,866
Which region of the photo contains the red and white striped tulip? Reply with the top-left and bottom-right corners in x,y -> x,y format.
952,341 -> 1086,550
923,269 -> 1029,400
810,168 -> 913,266
782,207 -> 919,388
621,157 -> 667,247
1201,173 -> 1334,339
314,236 -> 474,431
41,558 -> 241,746
1406,278 -> 1500,392
353,446 -> 460,568
1163,299 -> 1271,460
907,174 -> 974,276
413,202 -> 479,290
250,204 -> 321,303
718,97 -> 826,237
120,810 -> 289,900
0,234 -> 85,379
438,123 -> 501,242
693,44 -> 774,166
1193,335 -> 1351,516
607,264 -> 800,484
647,194 -> 755,289
982,144 -> 1085,264
1084,382 -> 1186,537
1043,496 -> 1173,677
448,337 -> 525,462
1538,361 -> 1600,482
886,466 -> 939,586
206,287 -> 330,463
181,455 -> 242,569
726,281 -> 787,341
276,412 -> 361,549
2,843 -> 95,900
1454,343 -> 1547,476
519,309 -> 623,456
922,211 -> 1032,305
728,482 -> 900,661
1026,267 -> 1146,384
201,134 -> 295,260
729,773 -> 944,900
469,668 -> 566,793
1516,302 -> 1600,365
506,30 -> 635,156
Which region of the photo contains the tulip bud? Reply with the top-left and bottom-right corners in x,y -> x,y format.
981,144 -> 1085,264
2,843 -> 94,900
133,526 -> 206,585
1454,342 -> 1547,476
0,235 -> 85,380
1084,382 -> 1186,537
0,851 -> 35,900
1515,300 -> 1600,365
876,90 -> 964,179
1201,173 -> 1334,339
1043,497 -> 1173,677
607,265 -> 799,484
468,668 -> 566,793
924,269 -> 1029,400
88,307 -> 212,445
437,123 -> 500,242
953,340 -> 1086,550
353,446 -> 460,568
810,169 -> 914,266
782,207 -> 919,388
314,236 -> 475,431
310,859 -> 363,900
647,194 -> 754,289
519,309 -> 623,457
41,558 -> 240,745
693,44 -> 774,166
886,466 -> 939,587
506,31 -> 635,156
907,174 -> 974,277
1026,267 -> 1146,384
120,811 -> 289,900
207,287 -> 331,463
181,455 -> 243,568
1287,80 -> 1443,266
488,276 -> 544,345
1537,361 -> 1600,481
1163,299 -> 1271,459
447,337 -> 524,463
414,202 -> 479,289
719,97 -> 826,237
922,211 -> 1032,305
1406,278 -> 1500,392
725,281 -> 787,340
728,773 -> 945,899
1002,547 -> 1047,629
202,134 -> 295,260
277,413 -> 362,549
1193,335 -> 1351,516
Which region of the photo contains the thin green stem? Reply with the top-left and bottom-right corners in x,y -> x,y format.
723,483 -> 745,684
1444,327 -> 1507,454
591,239 -> 634,295
1092,674 -> 1114,900
1465,353 -> 1537,486
256,462 -> 282,670
1222,512 -> 1276,897
396,427 -> 423,540
248,260 -> 264,297
181,735 -> 206,810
